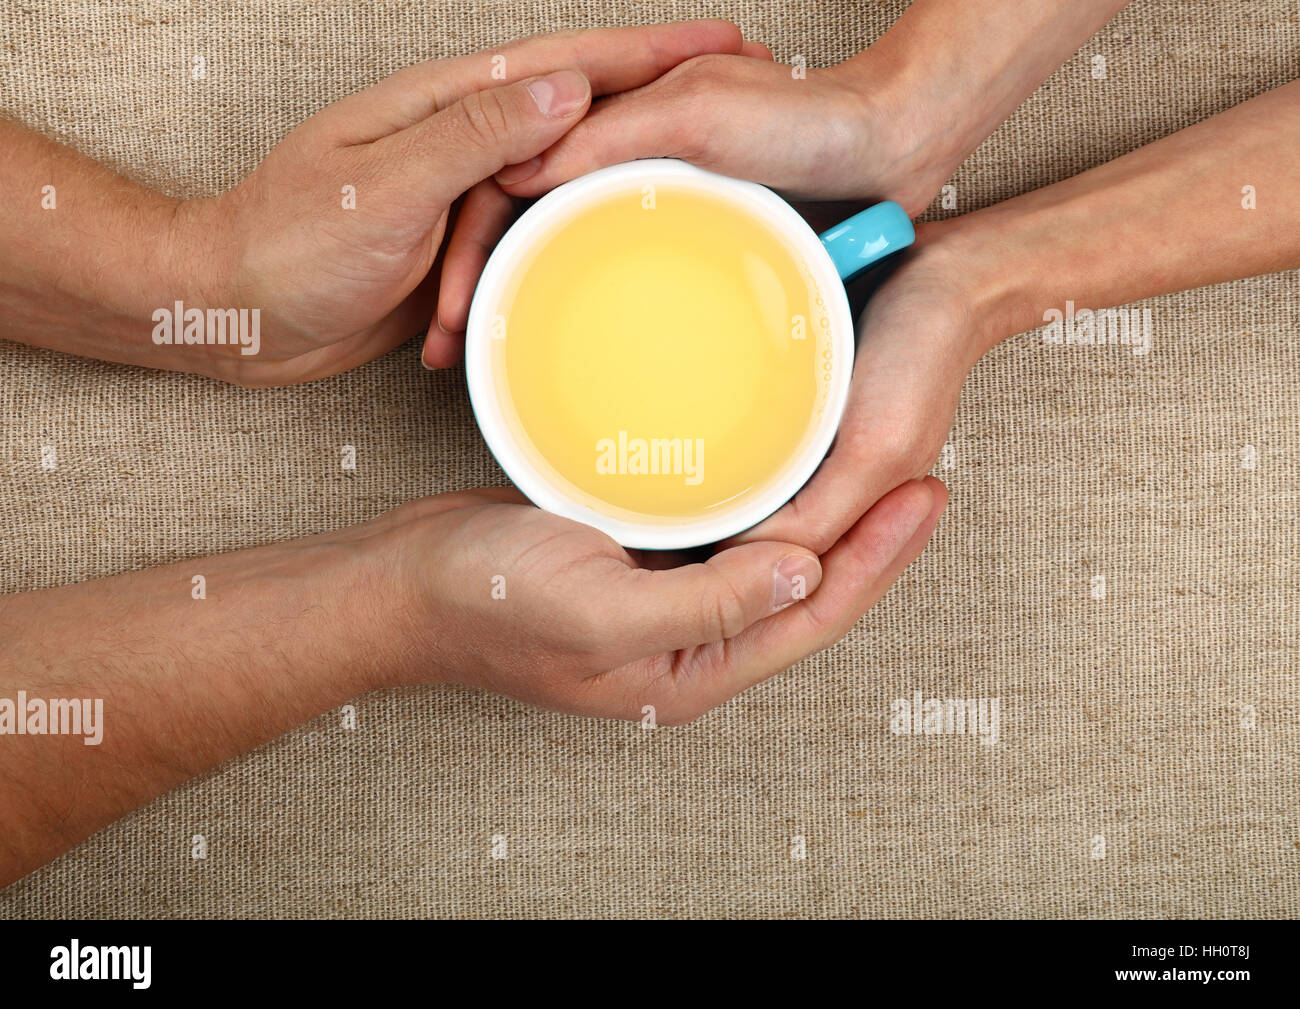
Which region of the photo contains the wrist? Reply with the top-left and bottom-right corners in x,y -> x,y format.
155,194 -> 252,381
248,527 -> 415,697
85,191 -> 214,367
0,119 -> 247,378
916,214 -> 1039,360
60,189 -> 239,379
365,498 -> 467,689
162,196 -> 238,311
832,44 -> 975,215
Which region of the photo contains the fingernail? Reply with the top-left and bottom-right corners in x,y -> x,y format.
525,69 -> 589,118
495,156 -> 542,186
772,554 -> 821,611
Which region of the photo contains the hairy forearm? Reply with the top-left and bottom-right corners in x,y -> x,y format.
845,0 -> 1129,184
933,81 -> 1300,351
0,523 -> 401,885
0,118 -> 223,373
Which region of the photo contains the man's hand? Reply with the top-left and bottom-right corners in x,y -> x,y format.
0,21 -> 756,385
192,22 -> 755,386
423,52 -> 904,365
0,478 -> 945,883
379,480 -> 945,722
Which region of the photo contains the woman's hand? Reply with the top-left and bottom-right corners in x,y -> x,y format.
178,21 -> 754,386
487,0 -> 1134,211
425,0 -> 1134,365
731,231 -> 985,555
377,481 -> 946,723
422,53 -> 901,364
491,54 -> 939,206
741,74 -> 1300,556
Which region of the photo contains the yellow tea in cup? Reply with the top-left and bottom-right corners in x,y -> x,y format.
490,184 -> 833,524
468,160 -> 913,549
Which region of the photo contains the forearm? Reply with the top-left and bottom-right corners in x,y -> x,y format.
935,80 -> 1300,351
844,0 -> 1129,192
0,117 -> 222,373
0,522 -> 402,885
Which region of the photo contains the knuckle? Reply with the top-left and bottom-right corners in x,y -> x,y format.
456,89 -> 511,148
703,573 -> 749,642
778,497 -> 837,555
665,67 -> 713,111
675,52 -> 728,85
657,62 -> 712,110
632,659 -> 709,727
613,60 -> 723,162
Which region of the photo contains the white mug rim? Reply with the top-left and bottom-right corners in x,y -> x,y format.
464,158 -> 855,550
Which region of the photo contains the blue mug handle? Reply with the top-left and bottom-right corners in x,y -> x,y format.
818,200 -> 914,281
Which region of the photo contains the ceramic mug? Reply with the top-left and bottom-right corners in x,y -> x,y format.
465,158 -> 914,549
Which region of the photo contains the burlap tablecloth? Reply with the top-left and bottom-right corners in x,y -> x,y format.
1,1 -> 1296,919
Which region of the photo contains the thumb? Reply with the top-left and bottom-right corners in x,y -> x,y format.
648,478 -> 944,721
381,69 -> 591,208
608,541 -> 823,661
495,82 -> 677,195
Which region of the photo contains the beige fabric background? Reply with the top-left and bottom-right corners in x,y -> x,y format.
1,0 -> 1297,919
